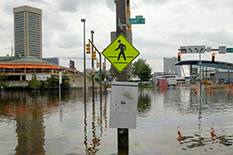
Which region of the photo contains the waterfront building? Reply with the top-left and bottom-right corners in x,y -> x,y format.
13,5 -> 42,59
0,56 -> 68,82
42,57 -> 59,65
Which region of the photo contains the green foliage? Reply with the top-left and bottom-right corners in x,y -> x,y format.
61,75 -> 70,88
139,83 -> 154,89
95,76 -> 100,82
46,74 -> 70,88
26,74 -> 70,89
132,58 -> 152,82
95,72 -> 108,82
27,74 -> 42,89
86,74 -> 92,79
0,74 -> 7,88
46,75 -> 59,88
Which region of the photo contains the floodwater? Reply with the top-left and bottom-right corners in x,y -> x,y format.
0,87 -> 233,155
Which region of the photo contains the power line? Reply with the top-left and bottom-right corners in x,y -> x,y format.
58,57 -> 91,60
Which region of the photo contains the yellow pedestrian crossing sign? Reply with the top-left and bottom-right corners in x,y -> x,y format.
102,33 -> 140,73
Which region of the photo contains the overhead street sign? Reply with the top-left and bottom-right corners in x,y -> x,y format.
180,46 -> 187,53
219,46 -> 226,54
226,48 -> 233,53
186,46 -> 205,53
206,47 -> 211,52
102,33 -> 140,73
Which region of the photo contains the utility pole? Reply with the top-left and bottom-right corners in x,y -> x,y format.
114,0 -> 129,154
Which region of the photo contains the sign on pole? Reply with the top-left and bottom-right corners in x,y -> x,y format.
102,33 -> 140,73
180,46 -> 187,53
219,46 -> 226,54
59,72 -> 62,84
226,48 -> 233,53
110,81 -> 138,129
206,47 -> 211,52
128,15 -> 145,24
118,18 -> 123,31
186,46 -> 205,53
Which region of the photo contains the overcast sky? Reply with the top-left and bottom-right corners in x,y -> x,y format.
0,0 -> 233,73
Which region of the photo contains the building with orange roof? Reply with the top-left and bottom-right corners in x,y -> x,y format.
0,56 -> 69,81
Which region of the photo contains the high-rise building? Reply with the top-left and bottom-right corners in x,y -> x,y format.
13,5 -> 42,59
163,57 -> 182,77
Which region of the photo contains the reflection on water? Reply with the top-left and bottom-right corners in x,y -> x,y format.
1,90 -> 49,154
177,127 -> 233,150
137,90 -> 151,117
15,102 -> 45,155
167,88 -> 233,152
0,88 -> 233,154
84,91 -> 106,155
0,89 -> 108,155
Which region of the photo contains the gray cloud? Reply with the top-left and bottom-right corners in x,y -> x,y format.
106,0 -> 115,10
56,33 -> 80,49
140,0 -> 168,5
59,0 -> 80,12
1,0 -> 233,72
59,0 -> 103,12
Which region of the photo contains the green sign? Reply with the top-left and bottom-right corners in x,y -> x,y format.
226,48 -> 233,53
102,33 -> 140,73
128,15 -> 145,24
118,18 -> 123,31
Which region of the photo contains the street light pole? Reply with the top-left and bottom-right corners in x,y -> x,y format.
81,18 -> 86,103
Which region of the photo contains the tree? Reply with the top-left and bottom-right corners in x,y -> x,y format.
46,75 -> 59,88
46,75 -> 69,88
27,74 -> 42,89
132,58 -> 152,82
0,74 -> 7,88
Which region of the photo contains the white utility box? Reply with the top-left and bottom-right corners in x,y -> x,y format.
109,81 -> 138,129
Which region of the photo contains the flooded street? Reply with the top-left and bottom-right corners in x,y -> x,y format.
0,87 -> 233,155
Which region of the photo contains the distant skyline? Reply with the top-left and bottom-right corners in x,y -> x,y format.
0,0 -> 233,72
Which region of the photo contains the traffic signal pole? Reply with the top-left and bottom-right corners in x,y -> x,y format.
88,39 -> 102,103
91,30 -> 95,103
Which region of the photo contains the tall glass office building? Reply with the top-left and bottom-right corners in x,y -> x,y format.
13,6 -> 42,59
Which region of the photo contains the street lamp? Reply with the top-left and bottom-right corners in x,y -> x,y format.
81,18 -> 86,102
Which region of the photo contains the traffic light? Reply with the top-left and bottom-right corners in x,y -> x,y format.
86,43 -> 91,54
212,53 -> 215,62
178,52 -> 181,61
92,50 -> 96,60
97,62 -> 99,68
92,68 -> 95,75
103,63 -> 105,72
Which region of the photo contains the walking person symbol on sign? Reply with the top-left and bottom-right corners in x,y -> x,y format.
115,40 -> 126,61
